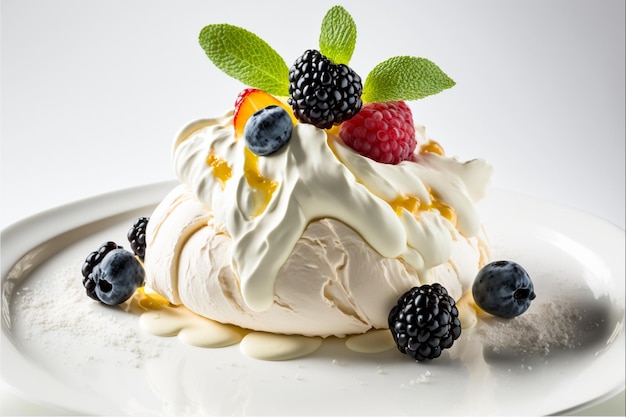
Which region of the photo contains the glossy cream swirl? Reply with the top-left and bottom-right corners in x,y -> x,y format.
174,113 -> 492,311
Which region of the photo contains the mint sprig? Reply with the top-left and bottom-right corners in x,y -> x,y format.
199,24 -> 289,96
319,5 -> 357,65
362,56 -> 456,103
198,7 -> 456,105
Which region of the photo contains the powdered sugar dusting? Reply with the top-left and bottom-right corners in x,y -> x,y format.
12,259 -> 167,368
476,297 -> 583,355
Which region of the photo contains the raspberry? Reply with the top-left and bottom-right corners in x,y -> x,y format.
288,49 -> 363,129
388,283 -> 462,361
127,216 -> 149,261
339,101 -> 416,164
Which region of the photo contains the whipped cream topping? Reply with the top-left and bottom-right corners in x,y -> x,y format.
174,113 -> 492,311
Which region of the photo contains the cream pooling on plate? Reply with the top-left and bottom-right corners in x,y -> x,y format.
168,112 -> 492,312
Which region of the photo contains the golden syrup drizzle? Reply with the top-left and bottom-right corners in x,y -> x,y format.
243,147 -> 278,217
389,195 -> 424,216
135,286 -> 171,310
325,125 -> 341,137
389,188 -> 457,226
430,196 -> 457,226
477,228 -> 491,268
420,139 -> 446,156
206,150 -> 233,189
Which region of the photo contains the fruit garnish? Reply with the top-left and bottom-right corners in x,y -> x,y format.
82,241 -> 119,302
472,260 -> 536,318
388,283 -> 462,361
319,5 -> 357,65
244,105 -> 293,156
198,25 -> 289,96
339,101 -> 416,164
198,6 -> 455,132
81,242 -> 145,305
362,56 -> 456,103
288,49 -> 363,129
289,7 -> 361,128
127,217 -> 149,262
233,88 -> 294,138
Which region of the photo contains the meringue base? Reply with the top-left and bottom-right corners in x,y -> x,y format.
144,184 -> 489,338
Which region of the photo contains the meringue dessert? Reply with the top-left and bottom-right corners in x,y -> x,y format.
140,6 -> 493,340
144,117 -> 491,338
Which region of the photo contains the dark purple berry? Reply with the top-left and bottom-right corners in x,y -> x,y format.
81,241 -> 120,301
127,217 -> 149,261
288,49 -> 362,129
388,283 -> 461,361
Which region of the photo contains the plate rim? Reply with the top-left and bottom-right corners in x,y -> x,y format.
1,181 -> 624,416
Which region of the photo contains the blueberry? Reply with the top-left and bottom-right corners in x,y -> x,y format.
244,105 -> 292,156
472,260 -> 536,318
92,248 -> 145,305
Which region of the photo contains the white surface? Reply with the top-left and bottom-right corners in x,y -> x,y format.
1,183 -> 624,416
1,0 -> 624,415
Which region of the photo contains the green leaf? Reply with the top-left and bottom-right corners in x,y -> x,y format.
319,5 -> 357,65
198,24 -> 289,96
362,56 -> 456,103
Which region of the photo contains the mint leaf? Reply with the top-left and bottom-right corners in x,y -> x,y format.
199,24 -> 289,96
319,5 -> 357,65
362,56 -> 456,103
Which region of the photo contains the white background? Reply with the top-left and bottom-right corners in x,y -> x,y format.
1,0 -> 624,415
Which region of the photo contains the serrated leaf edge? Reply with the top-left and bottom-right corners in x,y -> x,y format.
319,5 -> 357,65
361,55 -> 456,103
199,24 -> 290,96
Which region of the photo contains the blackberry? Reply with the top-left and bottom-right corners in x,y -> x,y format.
127,216 -> 149,261
288,49 -> 363,129
388,283 -> 462,361
81,241 -> 122,301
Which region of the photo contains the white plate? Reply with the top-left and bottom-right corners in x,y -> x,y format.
1,181 -> 624,416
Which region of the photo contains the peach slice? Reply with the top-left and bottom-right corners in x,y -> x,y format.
233,88 -> 296,138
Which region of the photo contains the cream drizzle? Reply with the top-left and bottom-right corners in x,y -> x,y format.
137,298 -> 478,360
239,333 -> 323,361
140,305 -> 246,348
173,114 -> 492,312
344,329 -> 396,353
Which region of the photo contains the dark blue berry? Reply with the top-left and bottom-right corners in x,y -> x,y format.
92,249 -> 145,305
81,242 -> 144,305
472,260 -> 536,318
244,105 -> 292,156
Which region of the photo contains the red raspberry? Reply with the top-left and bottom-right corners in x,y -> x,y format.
339,101 -> 416,164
